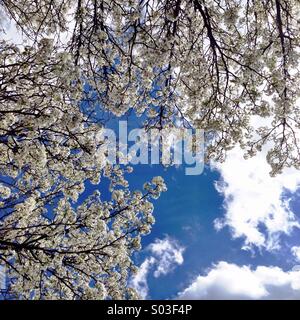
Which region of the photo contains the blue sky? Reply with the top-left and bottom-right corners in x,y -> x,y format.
122,163 -> 300,299
82,107 -> 300,300
82,113 -> 300,299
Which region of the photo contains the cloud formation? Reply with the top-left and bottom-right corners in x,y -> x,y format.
212,145 -> 300,250
130,236 -> 185,298
148,236 -> 185,277
129,257 -> 156,300
178,261 -> 300,300
292,246 -> 300,262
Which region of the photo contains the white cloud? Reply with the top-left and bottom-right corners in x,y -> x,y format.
0,6 -> 75,46
148,236 -> 185,277
178,261 -> 300,300
130,236 -> 185,298
129,257 -> 156,299
212,144 -> 300,250
0,7 -> 25,45
292,246 -> 300,262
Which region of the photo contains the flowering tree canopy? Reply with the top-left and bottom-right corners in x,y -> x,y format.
0,0 -> 299,299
